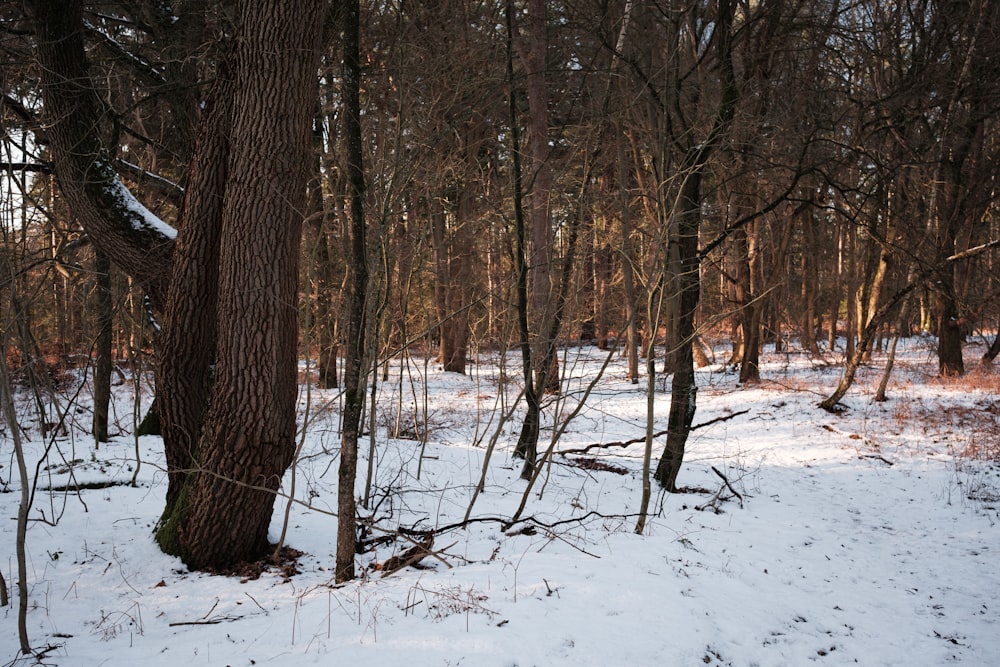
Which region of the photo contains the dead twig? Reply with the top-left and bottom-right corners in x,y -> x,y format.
711,466 -> 744,507
696,466 -> 744,513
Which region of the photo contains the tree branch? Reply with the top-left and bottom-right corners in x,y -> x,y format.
28,0 -> 175,310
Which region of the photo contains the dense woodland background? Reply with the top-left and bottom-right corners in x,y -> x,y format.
2,0 -> 1000,595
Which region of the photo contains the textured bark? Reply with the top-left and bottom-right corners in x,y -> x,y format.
163,0 -> 323,569
155,67 -> 232,515
935,290 -> 965,377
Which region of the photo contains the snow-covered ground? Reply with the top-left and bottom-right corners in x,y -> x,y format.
2,337 -> 999,666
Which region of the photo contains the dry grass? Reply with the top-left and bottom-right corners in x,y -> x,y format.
934,362 -> 1000,393
959,428 -> 1000,464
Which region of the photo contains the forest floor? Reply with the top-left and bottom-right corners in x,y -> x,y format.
2,335 -> 999,666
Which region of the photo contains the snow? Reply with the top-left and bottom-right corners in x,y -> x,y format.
95,158 -> 178,241
2,337 -> 999,666
106,176 -> 178,240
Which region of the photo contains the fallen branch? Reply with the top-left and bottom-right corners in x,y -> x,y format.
711,466 -> 744,507
376,534 -> 439,577
691,409 -> 750,432
559,409 -> 749,456
364,511 -> 639,550
859,454 -> 894,466
168,615 -> 243,627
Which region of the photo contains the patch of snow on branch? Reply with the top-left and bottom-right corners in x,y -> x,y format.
106,173 -> 178,241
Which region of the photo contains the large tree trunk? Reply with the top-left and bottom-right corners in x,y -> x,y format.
155,67 -> 232,515
157,0 -> 323,569
935,288 -> 965,376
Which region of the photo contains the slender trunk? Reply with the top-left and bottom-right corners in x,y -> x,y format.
430,201 -> 452,364
337,0 -> 368,582
875,297 -> 913,402
801,209 -> 820,354
654,0 -> 737,489
844,219 -> 857,358
509,0 -> 537,464
655,169 -> 701,490
523,0 -> 559,395
308,110 -> 340,390
430,189 -> 474,374
619,131 -> 640,382
519,157 -> 589,480
0,325 -> 31,653
92,249 -> 113,443
821,268 -> 919,410
983,328 -> 1000,364
734,223 -> 759,383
